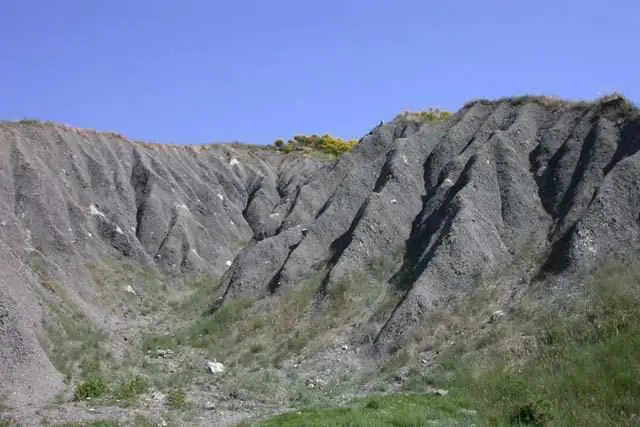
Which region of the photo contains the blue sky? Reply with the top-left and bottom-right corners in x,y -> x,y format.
2,1 -> 638,145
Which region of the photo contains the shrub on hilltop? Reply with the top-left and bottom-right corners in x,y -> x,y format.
394,107 -> 453,123
275,134 -> 359,157
273,107 -> 452,157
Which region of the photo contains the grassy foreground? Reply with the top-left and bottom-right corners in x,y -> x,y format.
239,394 -> 469,427
243,259 -> 640,427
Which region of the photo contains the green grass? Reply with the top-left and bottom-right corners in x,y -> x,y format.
0,395 -> 10,413
38,304 -> 148,407
240,393 -> 468,426
38,306 -> 109,385
71,368 -> 152,407
113,375 -> 150,402
46,415 -> 155,426
248,258 -> 640,427
73,377 -> 109,401
0,416 -> 19,427
428,259 -> 640,426
166,389 -> 189,410
85,260 -> 166,317
48,422 -> 121,427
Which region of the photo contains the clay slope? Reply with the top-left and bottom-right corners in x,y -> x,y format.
219,94 -> 640,353
0,124 -> 328,406
1,94 -> 639,409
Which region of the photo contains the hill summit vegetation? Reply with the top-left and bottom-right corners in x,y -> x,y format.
273,107 -> 454,157
273,134 -> 359,156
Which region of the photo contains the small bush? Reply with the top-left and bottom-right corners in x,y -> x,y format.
140,334 -> 178,352
509,400 -> 552,426
365,399 -> 380,409
74,377 -> 108,401
79,356 -> 102,377
166,389 -> 188,410
114,376 -> 149,400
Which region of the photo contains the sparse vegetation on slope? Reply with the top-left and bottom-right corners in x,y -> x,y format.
246,258 -> 640,427
238,393 -> 469,427
436,259 -> 640,427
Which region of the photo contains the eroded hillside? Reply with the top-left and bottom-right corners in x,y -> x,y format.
1,94 -> 639,426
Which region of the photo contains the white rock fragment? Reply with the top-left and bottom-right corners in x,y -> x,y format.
489,310 -> 505,324
577,229 -> 598,255
443,178 -> 454,186
115,226 -> 123,235
269,213 -> 280,218
125,285 -> 137,296
152,392 -> 167,402
89,204 -> 106,218
390,199 -> 398,204
174,203 -> 190,213
225,260 -> 232,267
217,193 -> 224,201
150,349 -> 174,358
229,158 -> 240,166
207,361 -> 225,374
306,378 -> 327,389
87,232 -> 93,238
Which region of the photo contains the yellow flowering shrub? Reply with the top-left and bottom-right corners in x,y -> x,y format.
275,133 -> 358,157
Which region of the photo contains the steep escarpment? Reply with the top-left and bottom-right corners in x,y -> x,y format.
0,94 -> 639,420
218,94 -> 640,354
0,124 -> 330,407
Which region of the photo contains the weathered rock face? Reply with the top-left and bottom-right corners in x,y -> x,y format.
1,94 -> 639,405
0,125 -> 328,405
218,95 -> 640,353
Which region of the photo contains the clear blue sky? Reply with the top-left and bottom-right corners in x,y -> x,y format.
2,1 -> 638,145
